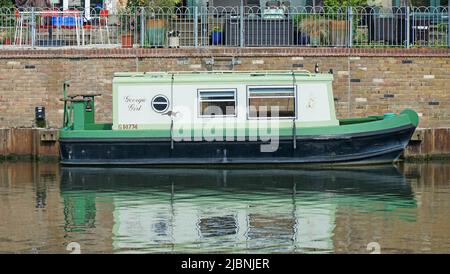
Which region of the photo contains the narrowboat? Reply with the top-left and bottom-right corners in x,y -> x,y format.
59,70 -> 418,165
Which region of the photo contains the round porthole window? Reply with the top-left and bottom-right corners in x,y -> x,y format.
151,95 -> 170,113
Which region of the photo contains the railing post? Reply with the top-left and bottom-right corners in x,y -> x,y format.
406,6 -> 410,48
347,6 -> 353,48
140,8 -> 145,48
411,6 -> 415,47
447,2 -> 450,48
194,6 -> 198,48
239,4 -> 244,47
31,7 -> 36,48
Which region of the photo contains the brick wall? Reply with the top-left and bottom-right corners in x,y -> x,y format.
0,48 -> 449,128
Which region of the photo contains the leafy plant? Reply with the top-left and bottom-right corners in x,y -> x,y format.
293,13 -> 324,29
212,26 -> 222,32
410,0 -> 432,6
126,0 -> 181,9
436,23 -> 448,33
0,0 -> 13,8
1,29 -> 13,44
324,0 -> 368,7
125,0 -> 181,12
323,0 -> 369,46
294,13 -> 328,45
146,0 -> 181,8
126,0 -> 146,9
0,0 -> 14,29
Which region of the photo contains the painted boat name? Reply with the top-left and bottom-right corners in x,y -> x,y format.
124,95 -> 146,112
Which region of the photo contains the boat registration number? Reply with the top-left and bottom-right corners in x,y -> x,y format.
118,124 -> 138,130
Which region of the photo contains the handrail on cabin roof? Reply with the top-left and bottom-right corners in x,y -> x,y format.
113,70 -> 318,77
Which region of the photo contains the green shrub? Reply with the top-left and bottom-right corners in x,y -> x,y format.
324,0 -> 368,7
0,0 -> 13,8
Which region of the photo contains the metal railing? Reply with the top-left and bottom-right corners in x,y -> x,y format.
0,6 -> 448,49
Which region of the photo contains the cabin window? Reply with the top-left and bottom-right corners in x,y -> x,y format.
247,86 -> 296,118
198,89 -> 237,117
151,95 -> 170,113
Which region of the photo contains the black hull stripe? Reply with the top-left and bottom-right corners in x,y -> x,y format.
60,146 -> 405,166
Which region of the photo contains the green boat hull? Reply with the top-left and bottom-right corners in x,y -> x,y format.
59,109 -> 418,166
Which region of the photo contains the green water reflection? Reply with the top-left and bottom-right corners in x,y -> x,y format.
1,162 -> 449,253
60,166 -> 416,253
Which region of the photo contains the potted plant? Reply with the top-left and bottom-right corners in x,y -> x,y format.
211,26 -> 222,45
121,32 -> 134,48
327,14 -> 348,46
4,34 -> 12,45
295,13 -> 327,46
0,0 -> 14,45
1,30 -> 13,45
146,14 -> 167,47
118,1 -> 143,48
145,0 -> 180,47
119,13 -> 136,48
324,0 -> 368,46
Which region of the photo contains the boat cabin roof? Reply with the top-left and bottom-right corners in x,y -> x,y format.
113,70 -> 334,84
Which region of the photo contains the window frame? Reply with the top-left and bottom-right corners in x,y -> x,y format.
197,88 -> 238,118
246,85 -> 298,120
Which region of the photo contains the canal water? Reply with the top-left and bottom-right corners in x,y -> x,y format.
0,162 -> 449,254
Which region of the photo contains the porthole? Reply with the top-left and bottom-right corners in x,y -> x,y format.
151,95 -> 170,113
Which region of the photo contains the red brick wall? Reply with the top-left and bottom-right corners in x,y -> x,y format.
0,48 -> 449,128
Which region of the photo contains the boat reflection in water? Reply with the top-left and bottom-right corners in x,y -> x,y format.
60,166 -> 416,253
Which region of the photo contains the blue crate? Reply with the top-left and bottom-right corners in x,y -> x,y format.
52,16 -> 83,27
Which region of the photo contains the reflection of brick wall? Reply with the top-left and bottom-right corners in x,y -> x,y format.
333,162 -> 450,253
249,98 -> 295,117
0,48 -> 449,128
0,163 -> 65,253
0,162 -> 115,253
